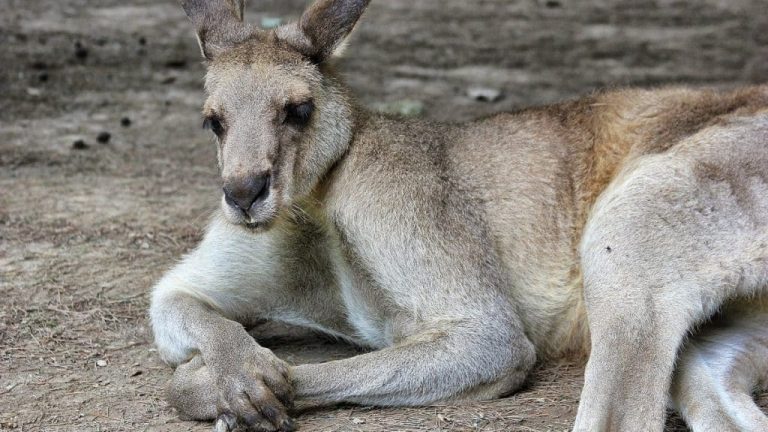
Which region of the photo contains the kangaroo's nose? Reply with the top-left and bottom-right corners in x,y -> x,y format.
223,174 -> 270,213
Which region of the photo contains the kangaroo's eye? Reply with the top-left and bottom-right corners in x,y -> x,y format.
203,116 -> 225,137
284,100 -> 314,129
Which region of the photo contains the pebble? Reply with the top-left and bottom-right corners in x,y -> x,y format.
96,359 -> 107,367
351,418 -> 365,425
96,131 -> 111,144
72,139 -> 88,150
164,59 -> 187,69
467,87 -> 503,103
74,41 -> 88,60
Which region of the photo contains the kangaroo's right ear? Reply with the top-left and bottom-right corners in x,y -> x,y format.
180,0 -> 252,59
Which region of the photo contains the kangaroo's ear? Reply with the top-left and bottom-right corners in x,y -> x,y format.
180,0 -> 252,59
277,0 -> 371,63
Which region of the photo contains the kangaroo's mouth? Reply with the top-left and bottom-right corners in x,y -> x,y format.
243,219 -> 265,230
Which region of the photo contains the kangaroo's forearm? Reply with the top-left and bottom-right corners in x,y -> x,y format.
292,330 -> 536,407
151,291 -> 250,366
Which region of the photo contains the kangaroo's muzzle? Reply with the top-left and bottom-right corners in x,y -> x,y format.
223,173 -> 270,216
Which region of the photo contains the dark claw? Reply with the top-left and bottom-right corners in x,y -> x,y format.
259,405 -> 281,425
214,413 -> 237,432
274,389 -> 295,409
279,418 -> 296,432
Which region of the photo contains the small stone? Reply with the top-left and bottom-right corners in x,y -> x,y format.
164,59 -> 187,69
96,359 -> 107,367
120,117 -> 132,127
96,131 -> 111,144
72,139 -> 89,150
74,41 -> 88,60
351,418 -> 365,425
30,61 -> 48,70
467,87 -> 503,103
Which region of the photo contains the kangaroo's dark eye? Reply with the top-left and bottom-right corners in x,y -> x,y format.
284,100 -> 314,129
203,116 -> 225,137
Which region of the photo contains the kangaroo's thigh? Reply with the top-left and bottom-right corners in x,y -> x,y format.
574,141 -> 768,431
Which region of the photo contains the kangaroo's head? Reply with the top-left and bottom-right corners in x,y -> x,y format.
181,0 -> 369,230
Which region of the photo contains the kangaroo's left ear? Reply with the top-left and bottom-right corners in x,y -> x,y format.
276,0 -> 371,63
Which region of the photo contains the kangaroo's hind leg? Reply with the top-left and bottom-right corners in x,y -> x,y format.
671,302 -> 768,432
574,115 -> 768,431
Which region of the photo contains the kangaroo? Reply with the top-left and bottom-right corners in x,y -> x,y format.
150,0 -> 768,431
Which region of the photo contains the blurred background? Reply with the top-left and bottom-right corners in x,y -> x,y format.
1,0 -> 766,431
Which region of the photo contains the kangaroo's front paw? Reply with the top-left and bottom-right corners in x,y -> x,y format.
213,410 -> 294,432
209,343 -> 296,432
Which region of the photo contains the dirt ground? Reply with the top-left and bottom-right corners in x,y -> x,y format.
1,0 -> 767,431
